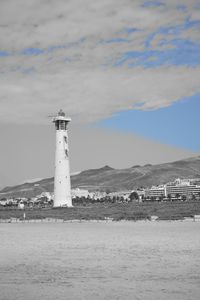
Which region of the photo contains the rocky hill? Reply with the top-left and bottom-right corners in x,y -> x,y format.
1,156 -> 200,198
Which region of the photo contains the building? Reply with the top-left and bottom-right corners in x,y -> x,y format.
53,109 -> 72,207
108,191 -> 132,200
166,178 -> 200,197
144,185 -> 166,198
89,191 -> 107,200
143,178 -> 200,200
71,188 -> 90,199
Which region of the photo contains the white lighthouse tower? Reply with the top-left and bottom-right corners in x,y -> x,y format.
53,109 -> 72,207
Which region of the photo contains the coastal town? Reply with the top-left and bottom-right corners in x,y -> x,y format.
1,177 -> 200,209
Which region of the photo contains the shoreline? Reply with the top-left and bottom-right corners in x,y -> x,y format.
1,217 -> 200,223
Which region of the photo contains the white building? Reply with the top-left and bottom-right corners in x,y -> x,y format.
166,178 -> 200,197
71,188 -> 90,199
108,191 -> 132,200
90,191 -> 107,200
0,199 -> 7,206
37,192 -> 52,201
53,109 -> 72,207
145,185 -> 166,198
145,178 -> 200,199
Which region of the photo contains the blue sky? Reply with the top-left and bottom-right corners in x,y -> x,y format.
141,1 -> 166,8
95,93 -> 200,151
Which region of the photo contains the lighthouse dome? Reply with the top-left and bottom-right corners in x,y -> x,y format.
58,109 -> 65,117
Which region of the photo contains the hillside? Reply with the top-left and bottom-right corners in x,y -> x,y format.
1,156 -> 200,198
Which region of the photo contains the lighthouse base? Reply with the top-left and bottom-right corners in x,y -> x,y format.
53,197 -> 73,208
53,204 -> 73,208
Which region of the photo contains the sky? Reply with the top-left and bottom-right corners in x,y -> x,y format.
0,0 -> 200,187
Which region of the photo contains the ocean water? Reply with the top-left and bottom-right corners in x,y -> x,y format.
0,221 -> 199,300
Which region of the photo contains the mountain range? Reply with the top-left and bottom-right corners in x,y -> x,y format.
1,156 -> 200,198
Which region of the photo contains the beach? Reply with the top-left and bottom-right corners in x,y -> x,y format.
0,221 -> 199,300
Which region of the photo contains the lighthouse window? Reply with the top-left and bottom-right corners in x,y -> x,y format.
55,121 -> 59,130
60,121 -> 66,130
55,121 -> 66,130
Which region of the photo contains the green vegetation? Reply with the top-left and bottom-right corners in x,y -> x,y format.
0,201 -> 200,221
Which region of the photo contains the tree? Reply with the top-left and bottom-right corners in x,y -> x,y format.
129,192 -> 139,201
181,195 -> 187,201
150,196 -> 156,201
113,196 -> 116,203
105,189 -> 111,195
168,194 -> 172,201
191,193 -> 196,201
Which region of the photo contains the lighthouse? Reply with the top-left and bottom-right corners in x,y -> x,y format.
53,109 -> 72,207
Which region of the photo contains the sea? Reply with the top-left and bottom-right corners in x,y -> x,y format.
0,221 -> 199,300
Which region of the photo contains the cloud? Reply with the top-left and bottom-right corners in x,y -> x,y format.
0,63 -> 199,124
0,0 -> 200,124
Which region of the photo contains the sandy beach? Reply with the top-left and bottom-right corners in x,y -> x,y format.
0,221 -> 199,300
